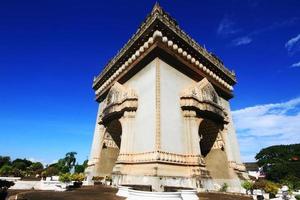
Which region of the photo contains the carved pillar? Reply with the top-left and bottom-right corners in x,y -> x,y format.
119,111 -> 136,154
87,103 -> 106,167
220,124 -> 234,162
182,110 -> 202,155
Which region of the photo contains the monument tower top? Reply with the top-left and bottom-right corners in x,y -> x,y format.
92,3 -> 236,101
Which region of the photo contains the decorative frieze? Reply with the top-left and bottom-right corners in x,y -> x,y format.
103,132 -> 119,149
228,161 -> 246,172
116,151 -> 205,166
100,82 -> 138,123
180,78 -> 228,121
95,30 -> 234,97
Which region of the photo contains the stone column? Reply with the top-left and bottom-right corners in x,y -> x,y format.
223,100 -> 242,165
182,110 -> 202,155
86,105 -> 106,184
220,125 -> 234,162
119,111 -> 136,154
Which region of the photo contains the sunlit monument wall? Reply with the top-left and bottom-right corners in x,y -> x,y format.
86,4 -> 247,192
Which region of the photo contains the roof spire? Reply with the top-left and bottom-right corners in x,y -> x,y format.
151,1 -> 163,14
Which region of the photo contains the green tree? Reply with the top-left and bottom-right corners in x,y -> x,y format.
30,162 -> 44,171
0,156 -> 11,168
12,159 -> 32,171
74,164 -> 85,173
74,159 -> 89,173
255,144 -> 300,184
27,162 -> 44,176
64,152 -> 77,170
0,165 -> 13,176
42,166 -> 60,177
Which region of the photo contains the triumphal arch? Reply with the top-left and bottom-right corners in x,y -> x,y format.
86,3 -> 247,192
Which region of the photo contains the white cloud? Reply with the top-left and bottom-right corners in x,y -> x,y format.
232,36 -> 252,46
291,61 -> 300,68
217,16 -> 240,37
231,18 -> 297,48
285,33 -> 300,54
232,97 -> 300,162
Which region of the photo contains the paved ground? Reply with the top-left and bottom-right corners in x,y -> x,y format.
10,185 -> 252,200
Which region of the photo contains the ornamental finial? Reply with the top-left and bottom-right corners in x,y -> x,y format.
152,1 -> 163,14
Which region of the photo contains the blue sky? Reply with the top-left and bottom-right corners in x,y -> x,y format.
0,0 -> 299,165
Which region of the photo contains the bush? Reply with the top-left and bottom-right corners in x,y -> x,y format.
59,173 -> 72,183
253,179 -> 267,190
219,183 -> 228,192
295,195 -> 300,200
71,173 -> 85,182
253,179 -> 279,197
42,166 -> 60,177
281,175 -> 300,190
0,180 -> 15,200
242,180 -> 254,194
264,181 -> 279,197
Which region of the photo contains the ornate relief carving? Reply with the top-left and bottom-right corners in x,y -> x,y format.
180,78 -> 227,121
228,161 -> 246,172
211,133 -> 225,150
102,132 -> 119,149
100,82 -> 138,123
116,151 -> 205,166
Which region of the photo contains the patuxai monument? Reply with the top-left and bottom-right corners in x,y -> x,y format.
86,3 -> 247,192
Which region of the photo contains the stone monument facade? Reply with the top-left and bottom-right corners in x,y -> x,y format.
86,3 -> 247,192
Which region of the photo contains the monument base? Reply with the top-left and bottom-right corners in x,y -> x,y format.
111,162 -> 243,192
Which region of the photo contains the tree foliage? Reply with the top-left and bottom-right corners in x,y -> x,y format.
255,143 -> 300,188
0,157 -> 11,169
0,152 -> 87,181
0,156 -> 45,177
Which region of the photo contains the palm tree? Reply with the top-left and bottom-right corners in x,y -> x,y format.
64,152 -> 77,170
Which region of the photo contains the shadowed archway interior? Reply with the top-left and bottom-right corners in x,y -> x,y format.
198,119 -> 231,179
106,119 -> 122,148
96,119 -> 122,177
199,119 -> 219,157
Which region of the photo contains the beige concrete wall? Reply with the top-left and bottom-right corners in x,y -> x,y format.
222,98 -> 243,164
159,59 -> 195,154
124,60 -> 156,153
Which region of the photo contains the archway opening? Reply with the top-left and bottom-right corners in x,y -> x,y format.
199,119 -> 230,179
97,119 -> 122,177
106,119 -> 122,148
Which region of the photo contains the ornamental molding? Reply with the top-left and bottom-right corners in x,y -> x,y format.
93,3 -> 235,93
180,78 -> 228,121
116,150 -> 205,166
228,161 -> 246,172
100,82 -> 138,123
95,30 -> 234,98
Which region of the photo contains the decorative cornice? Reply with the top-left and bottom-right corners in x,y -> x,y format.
93,4 -> 236,91
180,78 -> 228,121
95,30 -> 234,98
228,161 -> 246,172
116,150 -> 205,166
99,82 -> 138,123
